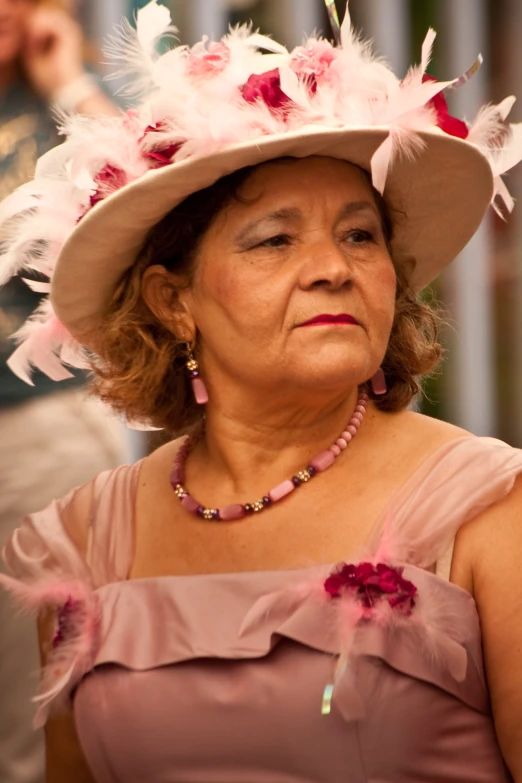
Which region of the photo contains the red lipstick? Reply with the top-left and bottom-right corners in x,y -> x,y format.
299,314 -> 360,327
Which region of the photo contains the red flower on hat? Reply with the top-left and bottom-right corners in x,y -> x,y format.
324,561 -> 417,614
241,68 -> 292,111
140,123 -> 183,167
423,75 -> 469,139
89,165 -> 128,208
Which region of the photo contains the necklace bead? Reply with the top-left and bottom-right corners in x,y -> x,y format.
170,393 -> 368,521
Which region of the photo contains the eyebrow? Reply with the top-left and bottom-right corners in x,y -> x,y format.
234,200 -> 378,245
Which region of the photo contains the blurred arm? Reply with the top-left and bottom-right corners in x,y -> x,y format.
23,8 -> 119,118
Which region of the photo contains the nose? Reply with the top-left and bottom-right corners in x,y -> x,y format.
298,232 -> 354,292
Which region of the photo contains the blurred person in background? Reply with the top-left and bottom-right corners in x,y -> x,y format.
0,2 -> 124,782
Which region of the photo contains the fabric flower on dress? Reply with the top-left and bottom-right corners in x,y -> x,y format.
324,561 -> 418,616
52,596 -> 83,648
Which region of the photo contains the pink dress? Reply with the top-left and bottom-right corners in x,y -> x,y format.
2,435 -> 521,782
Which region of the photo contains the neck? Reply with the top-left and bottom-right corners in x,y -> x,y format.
192,384 -> 367,498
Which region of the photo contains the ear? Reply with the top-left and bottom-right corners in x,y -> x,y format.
141,265 -> 196,343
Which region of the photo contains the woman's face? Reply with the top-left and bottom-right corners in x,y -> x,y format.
182,156 -> 397,399
0,0 -> 34,66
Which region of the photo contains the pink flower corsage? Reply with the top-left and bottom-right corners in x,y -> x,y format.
186,39 -> 231,78
52,596 -> 82,648
290,39 -> 337,92
324,561 -> 418,616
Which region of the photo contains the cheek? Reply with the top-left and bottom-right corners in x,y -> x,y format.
366,260 -> 396,321
194,257 -> 288,336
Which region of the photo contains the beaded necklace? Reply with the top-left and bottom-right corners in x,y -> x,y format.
170,392 -> 368,521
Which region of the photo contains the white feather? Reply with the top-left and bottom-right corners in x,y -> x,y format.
467,98 -> 515,150
103,2 -> 177,97
21,279 -> 51,294
420,28 -> 436,77
6,301 -> 77,384
492,176 -> 514,217
136,0 -> 172,51
494,123 -> 522,176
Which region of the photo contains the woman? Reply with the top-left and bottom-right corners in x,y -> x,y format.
1,2 -> 522,781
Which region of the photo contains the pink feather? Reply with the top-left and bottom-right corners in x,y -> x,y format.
7,303 -> 80,384
0,574 -> 99,727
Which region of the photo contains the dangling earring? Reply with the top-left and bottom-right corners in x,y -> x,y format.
186,346 -> 208,405
370,368 -> 387,395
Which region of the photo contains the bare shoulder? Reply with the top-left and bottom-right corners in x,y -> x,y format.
138,435 -> 185,485
370,407 -> 471,464
390,408 -> 469,443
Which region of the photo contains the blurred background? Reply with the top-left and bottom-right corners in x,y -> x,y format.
4,0 -> 522,445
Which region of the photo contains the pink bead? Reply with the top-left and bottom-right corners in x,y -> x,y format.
352,411 -> 364,422
219,504 -> 246,521
330,444 -> 341,456
310,450 -> 336,473
169,465 -> 185,486
355,405 -> 366,414
349,417 -> 360,429
269,479 -> 296,502
191,377 -> 209,405
347,425 -> 357,436
336,438 -> 348,449
370,368 -> 387,395
181,494 -> 200,514
360,393 -> 369,402
341,431 -> 353,442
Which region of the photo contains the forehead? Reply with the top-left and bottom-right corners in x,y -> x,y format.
236,156 -> 374,209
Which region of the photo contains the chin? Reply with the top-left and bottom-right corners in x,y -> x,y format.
293,365 -> 371,394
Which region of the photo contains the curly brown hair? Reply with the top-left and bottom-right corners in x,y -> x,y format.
90,163 -> 443,433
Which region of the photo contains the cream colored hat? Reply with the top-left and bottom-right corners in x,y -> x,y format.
0,0 -> 520,383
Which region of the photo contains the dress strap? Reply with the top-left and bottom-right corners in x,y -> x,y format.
87,460 -> 144,586
367,436 -> 522,569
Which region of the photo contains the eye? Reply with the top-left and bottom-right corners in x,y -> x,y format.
256,233 -> 291,248
344,229 -> 374,245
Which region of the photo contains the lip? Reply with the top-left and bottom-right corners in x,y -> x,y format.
298,313 -> 360,327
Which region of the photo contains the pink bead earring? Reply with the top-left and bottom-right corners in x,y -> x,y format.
186,347 -> 208,405
370,368 -> 387,395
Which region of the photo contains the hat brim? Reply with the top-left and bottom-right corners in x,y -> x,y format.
51,125 -> 493,342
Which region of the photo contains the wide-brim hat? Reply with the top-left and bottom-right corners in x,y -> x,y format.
0,0 -> 521,383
